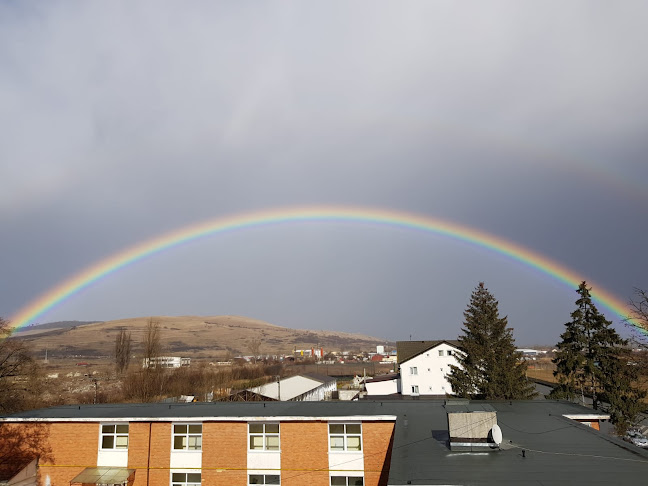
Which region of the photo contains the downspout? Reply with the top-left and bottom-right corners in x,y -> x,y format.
146,422 -> 152,486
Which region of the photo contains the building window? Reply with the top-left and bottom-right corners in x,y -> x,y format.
411,385 -> 419,394
438,350 -> 444,356
329,423 -> 362,451
447,350 -> 453,356
171,472 -> 201,486
249,474 -> 280,484
100,424 -> 128,449
173,424 -> 202,451
249,423 -> 280,451
331,477 -> 364,485
409,367 -> 417,375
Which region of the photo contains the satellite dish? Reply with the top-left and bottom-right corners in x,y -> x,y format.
491,424 -> 503,446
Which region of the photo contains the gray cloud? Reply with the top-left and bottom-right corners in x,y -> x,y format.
2,1 -> 647,345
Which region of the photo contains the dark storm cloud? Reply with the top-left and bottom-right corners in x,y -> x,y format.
1,1 -> 647,345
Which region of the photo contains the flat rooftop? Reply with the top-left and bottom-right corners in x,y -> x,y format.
3,400 -> 648,485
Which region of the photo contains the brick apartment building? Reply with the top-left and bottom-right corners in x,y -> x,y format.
2,400 -> 648,485
0,402 -> 394,486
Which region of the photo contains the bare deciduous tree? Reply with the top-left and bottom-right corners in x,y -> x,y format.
143,318 -> 161,367
121,318 -> 166,402
248,338 -> 262,363
0,318 -> 37,413
625,288 -> 648,349
114,327 -> 132,374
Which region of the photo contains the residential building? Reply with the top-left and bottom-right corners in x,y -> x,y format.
2,400 -> 646,485
397,340 -> 461,396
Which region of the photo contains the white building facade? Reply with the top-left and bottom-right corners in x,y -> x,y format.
398,341 -> 461,396
142,356 -> 191,368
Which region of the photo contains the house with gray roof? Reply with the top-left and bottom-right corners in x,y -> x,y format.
397,340 -> 462,396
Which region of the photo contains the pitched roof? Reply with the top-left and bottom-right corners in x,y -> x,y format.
247,374 -> 336,401
396,339 -> 461,364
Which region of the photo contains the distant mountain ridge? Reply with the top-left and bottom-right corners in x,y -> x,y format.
13,320 -> 102,333
15,315 -> 390,358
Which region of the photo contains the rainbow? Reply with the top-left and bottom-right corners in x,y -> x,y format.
8,206 -> 643,336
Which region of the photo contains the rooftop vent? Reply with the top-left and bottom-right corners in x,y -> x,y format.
447,410 -> 500,451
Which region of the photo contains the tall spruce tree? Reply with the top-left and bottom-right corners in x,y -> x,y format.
447,283 -> 535,400
550,282 -> 644,430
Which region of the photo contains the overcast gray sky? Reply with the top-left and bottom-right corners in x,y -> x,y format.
2,1 -> 647,346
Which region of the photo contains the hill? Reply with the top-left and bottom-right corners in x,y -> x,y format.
14,315 -> 389,359
13,320 -> 102,335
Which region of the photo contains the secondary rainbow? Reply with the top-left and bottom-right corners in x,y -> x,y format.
8,206 -> 643,335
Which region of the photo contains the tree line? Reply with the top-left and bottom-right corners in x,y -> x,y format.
447,281 -> 647,433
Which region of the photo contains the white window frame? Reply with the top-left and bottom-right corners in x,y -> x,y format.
330,476 -> 364,486
409,366 -> 417,375
328,423 -> 362,452
438,350 -> 444,356
171,471 -> 201,486
447,350 -> 453,356
411,385 -> 419,394
249,473 -> 281,484
248,423 -> 280,451
172,423 -> 203,451
100,423 -> 129,450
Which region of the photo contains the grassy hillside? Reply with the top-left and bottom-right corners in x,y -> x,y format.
16,315 -> 389,359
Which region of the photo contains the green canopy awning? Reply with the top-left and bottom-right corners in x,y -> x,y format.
70,467 -> 134,485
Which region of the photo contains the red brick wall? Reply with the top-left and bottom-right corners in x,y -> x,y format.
127,422 -> 171,486
38,422 -> 99,486
146,422 -> 171,485
2,418 -> 395,486
202,422 -> 247,485
362,422 -> 395,486
281,421 -> 329,486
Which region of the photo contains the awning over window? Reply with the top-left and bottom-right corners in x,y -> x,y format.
70,467 -> 134,485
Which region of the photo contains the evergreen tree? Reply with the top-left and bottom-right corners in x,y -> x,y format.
550,282 -> 644,431
447,283 -> 535,400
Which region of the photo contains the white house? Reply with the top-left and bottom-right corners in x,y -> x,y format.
397,340 -> 462,396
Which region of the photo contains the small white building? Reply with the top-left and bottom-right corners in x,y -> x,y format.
365,373 -> 401,396
142,356 -> 190,368
248,374 -> 337,401
397,340 -> 462,396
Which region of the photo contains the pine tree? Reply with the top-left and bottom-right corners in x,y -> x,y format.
550,282 -> 644,430
447,283 -> 535,400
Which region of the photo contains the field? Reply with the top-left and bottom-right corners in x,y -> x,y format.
526,358 -> 558,383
